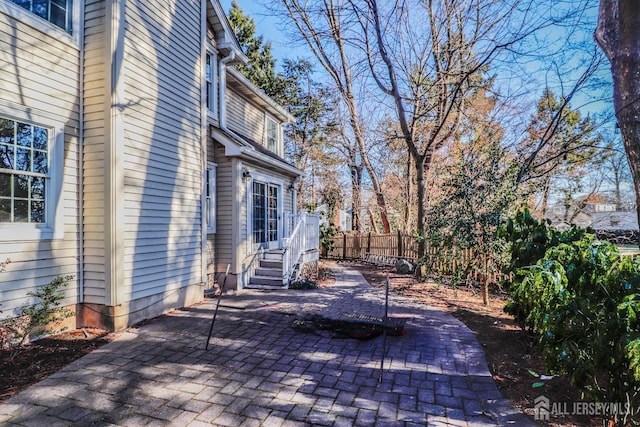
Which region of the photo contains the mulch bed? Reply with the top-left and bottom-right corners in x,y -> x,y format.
0,328 -> 116,401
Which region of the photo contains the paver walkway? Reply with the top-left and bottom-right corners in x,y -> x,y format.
0,263 -> 535,426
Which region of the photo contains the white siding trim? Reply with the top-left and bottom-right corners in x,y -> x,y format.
231,158 -> 240,274
104,0 -> 126,306
206,162 -> 217,233
201,0 -> 208,291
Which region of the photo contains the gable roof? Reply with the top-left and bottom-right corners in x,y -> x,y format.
226,67 -> 295,124
207,0 -> 248,63
211,126 -> 303,177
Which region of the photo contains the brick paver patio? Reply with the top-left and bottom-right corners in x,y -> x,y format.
0,263 -> 534,426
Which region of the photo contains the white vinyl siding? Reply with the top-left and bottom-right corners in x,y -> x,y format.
120,0 -> 202,302
82,0 -> 107,303
0,6 -> 80,318
213,142 -> 233,272
226,89 -> 264,144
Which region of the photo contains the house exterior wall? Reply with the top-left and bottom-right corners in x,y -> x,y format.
213,73 -> 300,289
226,89 -> 264,146
82,0 -> 108,304
82,0 -> 207,329
0,3 -> 81,319
2,0 -> 303,328
237,162 -> 297,287
211,140 -> 234,277
84,0 -> 205,329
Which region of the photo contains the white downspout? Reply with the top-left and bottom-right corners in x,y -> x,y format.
218,51 -> 240,281
78,2 -> 86,306
219,51 -> 235,130
200,0 -> 208,289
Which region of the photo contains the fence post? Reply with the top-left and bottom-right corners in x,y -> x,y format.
367,232 -> 371,254
397,229 -> 403,257
343,233 -> 347,260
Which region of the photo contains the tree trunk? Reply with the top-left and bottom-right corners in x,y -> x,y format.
540,176 -> 551,219
344,93 -> 392,233
404,152 -> 413,233
415,154 -> 427,281
368,207 -> 380,233
351,164 -> 362,231
595,0 -> 640,236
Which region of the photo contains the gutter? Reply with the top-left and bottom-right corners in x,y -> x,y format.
209,126 -> 302,177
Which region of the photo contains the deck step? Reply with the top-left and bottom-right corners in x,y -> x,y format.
249,274 -> 285,288
245,283 -> 287,290
255,267 -> 281,277
245,250 -> 287,289
260,259 -> 282,269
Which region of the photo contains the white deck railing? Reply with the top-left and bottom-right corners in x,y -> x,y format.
283,212 -> 320,285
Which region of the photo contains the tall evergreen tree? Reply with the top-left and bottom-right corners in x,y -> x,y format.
516,88 -> 604,218
228,1 -> 286,102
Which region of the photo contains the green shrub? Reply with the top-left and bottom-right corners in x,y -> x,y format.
319,222 -> 338,253
498,207 -> 589,326
289,278 -> 319,290
0,275 -> 75,351
501,209 -> 640,411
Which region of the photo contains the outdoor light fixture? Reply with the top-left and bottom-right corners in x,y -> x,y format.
242,169 -> 251,180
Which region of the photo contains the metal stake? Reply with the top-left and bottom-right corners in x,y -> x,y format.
379,274 -> 390,382
205,264 -> 230,350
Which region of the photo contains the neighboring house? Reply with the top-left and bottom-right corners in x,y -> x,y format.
547,202 -> 639,232
590,211 -> 639,231
316,204 -> 352,232
0,0 -> 318,331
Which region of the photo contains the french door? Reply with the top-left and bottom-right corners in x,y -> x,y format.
252,182 -> 279,249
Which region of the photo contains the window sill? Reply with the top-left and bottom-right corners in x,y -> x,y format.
0,224 -> 63,241
0,1 -> 79,48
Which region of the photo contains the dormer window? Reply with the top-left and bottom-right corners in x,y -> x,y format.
265,116 -> 281,156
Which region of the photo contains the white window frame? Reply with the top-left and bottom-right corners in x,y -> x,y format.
205,48 -> 218,119
0,103 -> 65,241
0,0 -> 80,45
206,162 -> 217,234
264,115 -> 282,156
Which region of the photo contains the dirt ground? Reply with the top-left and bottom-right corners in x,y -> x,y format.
0,260 -> 632,426
0,328 -> 117,401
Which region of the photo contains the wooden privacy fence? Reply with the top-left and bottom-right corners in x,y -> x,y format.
322,231 -> 418,261
323,232 -> 505,284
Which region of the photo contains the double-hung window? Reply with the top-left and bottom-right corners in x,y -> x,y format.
265,116 -> 280,156
0,118 -> 48,224
205,51 -> 217,117
8,0 -> 73,33
0,109 -> 64,241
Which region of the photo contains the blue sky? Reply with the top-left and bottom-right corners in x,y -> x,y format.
219,0 -> 296,63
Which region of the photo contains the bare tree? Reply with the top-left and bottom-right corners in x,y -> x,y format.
274,0 -> 392,233
595,0 -> 640,230
603,143 -> 633,210
340,0 -> 580,272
